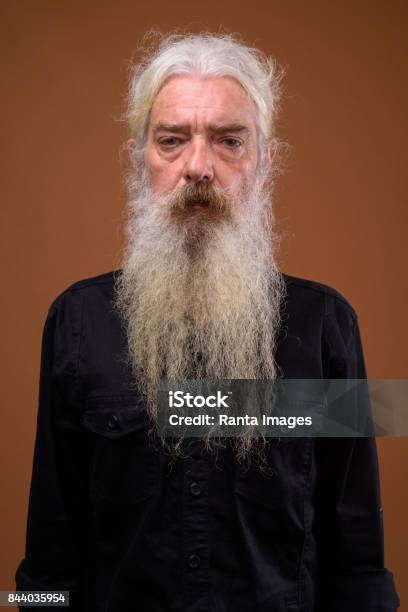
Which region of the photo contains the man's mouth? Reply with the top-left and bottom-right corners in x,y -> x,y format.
167,183 -> 230,224
187,199 -> 210,208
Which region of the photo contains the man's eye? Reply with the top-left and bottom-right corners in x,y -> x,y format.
221,138 -> 242,149
159,137 -> 181,148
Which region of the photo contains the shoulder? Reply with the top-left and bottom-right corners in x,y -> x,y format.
42,271 -> 121,385
280,274 -> 365,376
47,269 -> 120,315
60,269 -> 118,293
281,272 -> 358,322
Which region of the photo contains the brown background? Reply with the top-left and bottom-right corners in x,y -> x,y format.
1,0 -> 407,608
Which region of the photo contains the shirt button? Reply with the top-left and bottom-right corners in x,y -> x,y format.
190,482 -> 201,496
187,554 -> 201,569
107,414 -> 119,430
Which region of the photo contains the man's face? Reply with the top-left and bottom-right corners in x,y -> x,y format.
142,75 -> 260,196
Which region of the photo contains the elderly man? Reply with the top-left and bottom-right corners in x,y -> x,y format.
15,33 -> 399,611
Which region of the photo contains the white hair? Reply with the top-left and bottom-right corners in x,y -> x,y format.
125,32 -> 284,158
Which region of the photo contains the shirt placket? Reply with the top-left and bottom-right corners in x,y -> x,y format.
181,440 -> 210,612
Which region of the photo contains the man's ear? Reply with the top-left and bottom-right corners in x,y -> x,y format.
265,138 -> 278,165
127,138 -> 137,168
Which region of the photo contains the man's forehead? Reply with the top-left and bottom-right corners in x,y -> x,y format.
148,76 -> 257,131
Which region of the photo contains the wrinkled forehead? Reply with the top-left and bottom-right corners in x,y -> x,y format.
148,75 -> 259,134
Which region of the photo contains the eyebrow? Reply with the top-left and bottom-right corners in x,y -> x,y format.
152,122 -> 250,135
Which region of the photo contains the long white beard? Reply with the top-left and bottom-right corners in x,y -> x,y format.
113,169 -> 286,463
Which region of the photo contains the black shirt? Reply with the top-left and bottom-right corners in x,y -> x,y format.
15,270 -> 400,611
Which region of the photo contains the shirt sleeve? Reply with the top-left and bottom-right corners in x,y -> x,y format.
313,293 -> 400,611
15,293 -> 89,611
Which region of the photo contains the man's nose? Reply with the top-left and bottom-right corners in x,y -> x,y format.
183,138 -> 214,183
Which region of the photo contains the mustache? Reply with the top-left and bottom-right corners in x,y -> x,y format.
167,182 -> 230,219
